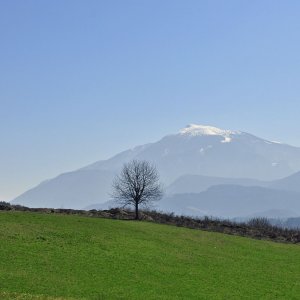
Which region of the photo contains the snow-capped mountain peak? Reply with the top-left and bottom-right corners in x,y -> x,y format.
179,124 -> 240,142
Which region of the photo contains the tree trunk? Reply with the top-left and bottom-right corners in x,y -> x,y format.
135,202 -> 139,220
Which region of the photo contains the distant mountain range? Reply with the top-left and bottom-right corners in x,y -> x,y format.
11,124 -> 300,219
165,174 -> 268,194
158,184 -> 300,219
84,172 -> 300,220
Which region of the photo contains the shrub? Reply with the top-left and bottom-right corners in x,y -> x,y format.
247,217 -> 272,229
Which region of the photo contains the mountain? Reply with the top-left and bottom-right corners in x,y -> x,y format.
12,169 -> 115,209
12,124 -> 300,209
269,171 -> 300,193
157,185 -> 300,219
166,174 -> 267,194
244,209 -> 300,219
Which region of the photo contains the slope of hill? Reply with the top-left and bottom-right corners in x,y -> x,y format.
11,169 -> 115,210
0,211 -> 300,299
269,171 -> 300,193
11,124 -> 300,209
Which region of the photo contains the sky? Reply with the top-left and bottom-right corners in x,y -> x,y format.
1,0 -> 300,200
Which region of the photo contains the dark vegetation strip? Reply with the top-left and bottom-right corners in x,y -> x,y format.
1,201 -> 299,244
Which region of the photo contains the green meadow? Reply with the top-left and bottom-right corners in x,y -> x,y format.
0,211 -> 299,299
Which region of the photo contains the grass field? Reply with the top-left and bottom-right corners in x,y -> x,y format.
0,211 -> 299,299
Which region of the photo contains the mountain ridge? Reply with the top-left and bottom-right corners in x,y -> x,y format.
12,124 -> 300,211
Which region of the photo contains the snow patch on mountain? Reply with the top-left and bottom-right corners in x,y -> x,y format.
179,124 -> 239,136
179,124 -> 240,143
221,136 -> 232,143
271,141 -> 283,144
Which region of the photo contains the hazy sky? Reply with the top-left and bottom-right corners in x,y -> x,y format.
1,0 -> 300,200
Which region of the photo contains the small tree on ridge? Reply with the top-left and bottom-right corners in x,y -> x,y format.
112,160 -> 163,220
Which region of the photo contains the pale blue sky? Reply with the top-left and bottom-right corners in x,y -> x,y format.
1,0 -> 300,200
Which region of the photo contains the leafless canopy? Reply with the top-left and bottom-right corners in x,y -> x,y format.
112,160 -> 163,219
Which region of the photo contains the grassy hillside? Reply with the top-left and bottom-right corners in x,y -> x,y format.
0,212 -> 299,299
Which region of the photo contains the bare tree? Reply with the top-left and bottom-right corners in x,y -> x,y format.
112,160 -> 163,220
